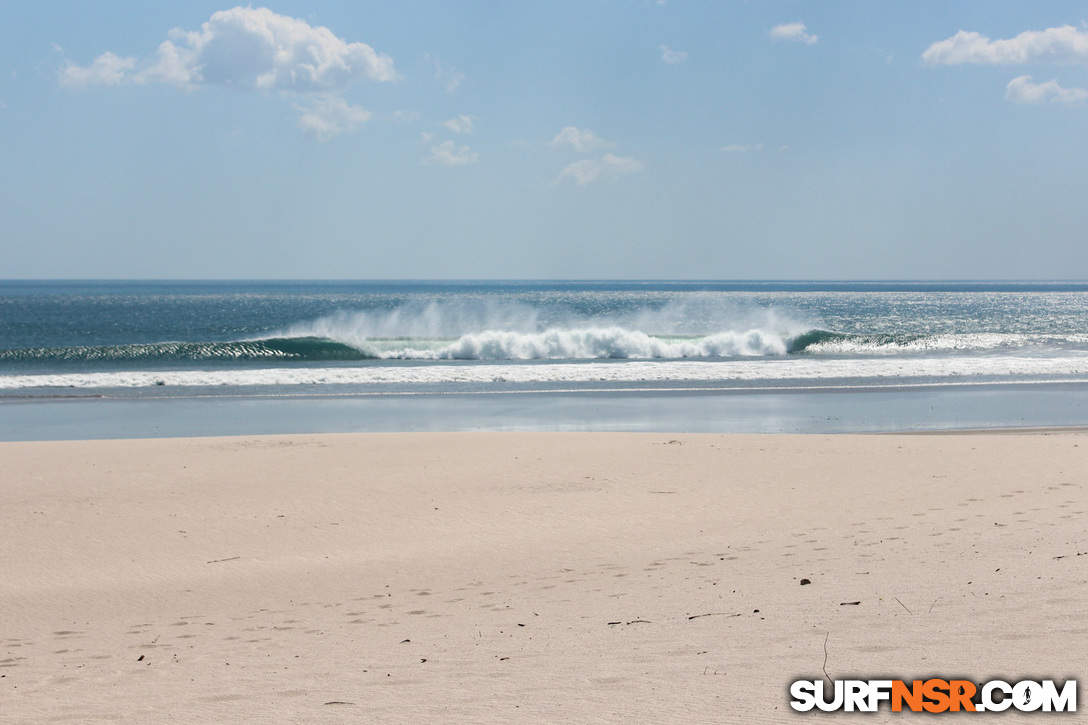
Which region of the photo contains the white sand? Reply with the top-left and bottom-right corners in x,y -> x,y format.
2,433 -> 1086,722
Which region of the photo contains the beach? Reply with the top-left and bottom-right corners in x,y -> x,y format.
8,0 -> 1088,719
2,432 -> 1085,722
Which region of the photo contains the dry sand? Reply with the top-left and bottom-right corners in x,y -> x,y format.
1,432 -> 1086,723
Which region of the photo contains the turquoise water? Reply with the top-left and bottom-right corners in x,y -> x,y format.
2,280 -> 1087,437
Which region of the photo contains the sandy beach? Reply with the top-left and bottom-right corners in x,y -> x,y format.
2,432 -> 1085,722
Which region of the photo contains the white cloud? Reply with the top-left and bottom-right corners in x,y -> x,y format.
432,57 -> 465,94
549,126 -> 615,153
420,131 -> 435,143
443,114 -> 475,134
923,25 -> 1088,66
295,95 -> 372,141
770,23 -> 817,45
660,45 -> 688,64
426,140 -> 478,166
1005,75 -> 1088,105
59,51 -> 136,88
555,154 -> 644,186
720,143 -> 763,152
60,7 -> 396,90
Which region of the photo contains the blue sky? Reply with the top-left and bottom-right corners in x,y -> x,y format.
2,1 -> 1087,279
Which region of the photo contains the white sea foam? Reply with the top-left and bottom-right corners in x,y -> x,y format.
801,332 -> 1088,355
278,298 -> 811,360
4,353 -> 1088,390
288,300 -> 545,345
380,327 -> 790,359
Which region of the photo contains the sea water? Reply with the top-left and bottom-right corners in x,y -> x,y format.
2,280 -> 1087,438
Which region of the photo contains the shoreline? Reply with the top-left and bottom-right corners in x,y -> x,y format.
5,380 -> 1088,440
3,431 -> 1085,721
903,425 -> 1088,434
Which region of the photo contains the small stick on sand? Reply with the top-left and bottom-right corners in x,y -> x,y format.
822,632 -> 832,686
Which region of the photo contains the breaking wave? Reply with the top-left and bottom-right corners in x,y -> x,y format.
6,299 -> 1088,369
6,328 -> 1088,367
378,327 -> 790,359
275,300 -> 808,359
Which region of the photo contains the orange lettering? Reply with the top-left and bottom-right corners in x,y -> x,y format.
948,680 -> 977,711
922,679 -> 950,713
892,680 -> 924,712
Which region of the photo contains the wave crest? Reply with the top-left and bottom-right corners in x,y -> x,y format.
382,326 -> 790,360
279,298 -> 811,360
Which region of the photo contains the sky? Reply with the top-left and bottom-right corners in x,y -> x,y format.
1,1 -> 1087,280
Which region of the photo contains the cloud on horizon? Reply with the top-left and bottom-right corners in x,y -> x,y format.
59,51 -> 135,87
59,6 -> 395,139
443,115 -> 475,134
60,7 -> 396,90
295,95 -> 372,141
431,56 -> 465,94
549,127 -> 615,153
924,25 -> 1088,107
426,140 -> 478,166
770,23 -> 817,45
660,45 -> 688,64
555,154 -> 644,186
1005,75 -> 1088,105
923,25 -> 1088,65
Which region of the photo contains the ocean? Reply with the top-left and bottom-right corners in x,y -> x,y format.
3,280 -> 1088,439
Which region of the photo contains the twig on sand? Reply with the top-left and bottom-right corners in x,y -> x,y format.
206,556 -> 240,564
688,612 -> 742,620
893,597 -> 913,615
822,632 -> 832,686
928,597 -> 941,613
